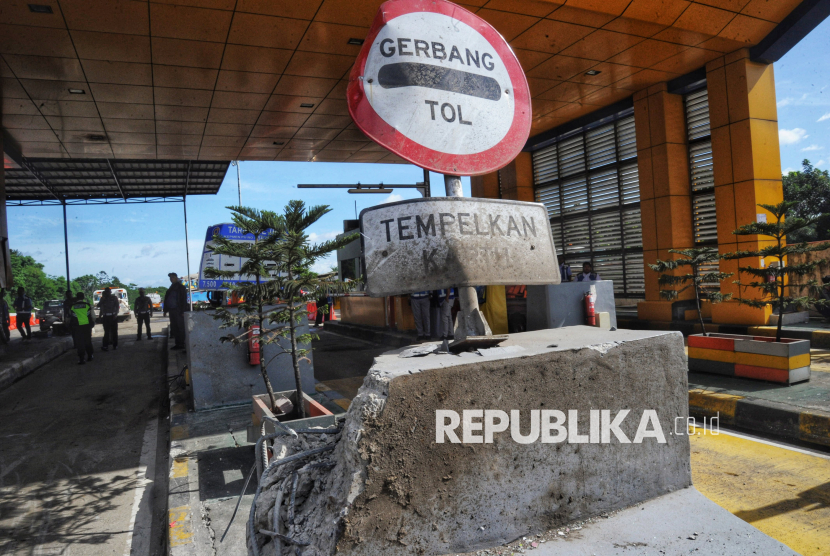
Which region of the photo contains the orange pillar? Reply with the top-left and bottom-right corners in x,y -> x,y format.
471,172 -> 499,199
635,83 -> 695,322
707,49 -> 782,325
498,153 -> 535,201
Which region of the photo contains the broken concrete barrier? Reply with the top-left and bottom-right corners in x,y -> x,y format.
252,327 -> 692,555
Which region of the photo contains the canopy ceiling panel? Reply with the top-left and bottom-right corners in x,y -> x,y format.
0,0 -> 806,163
2,154 -> 229,203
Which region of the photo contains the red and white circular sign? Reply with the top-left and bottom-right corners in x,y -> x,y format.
346,0 -> 531,176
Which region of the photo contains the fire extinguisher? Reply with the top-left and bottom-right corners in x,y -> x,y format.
584,286 -> 597,326
248,325 -> 260,366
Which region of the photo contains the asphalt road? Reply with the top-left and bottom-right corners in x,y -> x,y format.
0,315 -> 170,556
310,328 -> 391,400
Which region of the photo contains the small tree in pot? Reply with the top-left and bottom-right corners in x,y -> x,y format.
205,203 -> 356,418
723,201 -> 830,342
649,247 -> 733,336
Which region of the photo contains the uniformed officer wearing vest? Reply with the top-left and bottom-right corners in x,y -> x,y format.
437,287 -> 457,340
97,287 -> 120,351
70,292 -> 95,364
410,291 -> 431,341
134,287 -> 153,340
576,261 -> 601,282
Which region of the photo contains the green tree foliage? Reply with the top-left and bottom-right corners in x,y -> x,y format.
649,247 -> 733,336
782,159 -> 830,242
723,202 -> 830,341
5,250 -> 168,309
205,203 -> 357,417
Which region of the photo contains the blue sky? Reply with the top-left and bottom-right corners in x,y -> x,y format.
9,16 -> 830,287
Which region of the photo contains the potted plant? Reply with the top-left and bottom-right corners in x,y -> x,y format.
649,247 -> 733,336
687,202 -> 829,384
205,203 -> 357,426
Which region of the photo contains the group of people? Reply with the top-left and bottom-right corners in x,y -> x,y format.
559,261 -> 602,282
409,287 -> 457,342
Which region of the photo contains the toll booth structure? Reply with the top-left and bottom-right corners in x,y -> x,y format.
2,0 -> 828,326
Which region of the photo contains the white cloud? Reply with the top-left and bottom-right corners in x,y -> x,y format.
783,167 -> 795,174
818,160 -> 826,167
802,144 -> 822,151
777,98 -> 793,108
307,230 -> 341,242
819,113 -> 830,122
779,128 -> 808,145
380,193 -> 404,204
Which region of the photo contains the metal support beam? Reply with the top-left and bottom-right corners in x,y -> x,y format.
62,202 -> 70,292
184,162 -> 193,310
750,0 -> 830,63
298,182 -> 429,196
2,135 -> 62,202
106,159 -> 127,201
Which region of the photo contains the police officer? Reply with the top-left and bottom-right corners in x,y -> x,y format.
576,261 -> 601,282
70,292 -> 95,364
164,272 -> 188,350
134,287 -> 153,340
97,287 -> 120,351
410,290 -> 431,341
13,286 -> 33,341
437,287 -> 456,341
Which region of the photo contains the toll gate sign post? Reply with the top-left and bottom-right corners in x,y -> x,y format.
347,0 -> 558,350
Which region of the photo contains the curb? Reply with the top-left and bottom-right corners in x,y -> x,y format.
619,318 -> 830,349
314,382 -> 351,412
323,321 -> 416,348
0,336 -> 74,392
688,387 -> 830,447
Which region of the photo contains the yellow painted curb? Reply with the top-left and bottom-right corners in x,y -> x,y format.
688,346 -> 736,364
799,412 -> 830,447
688,388 -> 743,419
169,505 -> 193,547
812,330 -> 830,349
171,458 -> 188,479
334,398 -> 351,411
315,383 -> 332,392
171,425 -> 189,441
171,402 -> 188,415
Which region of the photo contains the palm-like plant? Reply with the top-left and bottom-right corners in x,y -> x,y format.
649,247 -> 733,336
723,201 -> 830,342
205,203 -> 357,418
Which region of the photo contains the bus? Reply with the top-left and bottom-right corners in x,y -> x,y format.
198,223 -> 279,291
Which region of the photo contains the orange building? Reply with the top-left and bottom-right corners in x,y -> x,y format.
2,0 -> 827,324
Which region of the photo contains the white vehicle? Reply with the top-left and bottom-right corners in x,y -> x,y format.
148,292 -> 162,312
93,288 -> 132,322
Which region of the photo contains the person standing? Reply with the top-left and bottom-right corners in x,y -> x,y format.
97,287 -> 120,351
134,287 -> 153,340
410,290 -> 431,341
576,261 -> 601,282
164,272 -> 188,350
69,292 -> 94,364
13,287 -> 33,341
437,287 -> 456,341
62,290 -> 75,339
0,288 -> 10,344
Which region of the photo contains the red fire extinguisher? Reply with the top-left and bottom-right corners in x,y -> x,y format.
584,286 -> 597,326
248,325 -> 261,366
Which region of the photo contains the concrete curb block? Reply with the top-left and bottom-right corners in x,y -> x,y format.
323,321 -> 416,347
688,388 -> 830,447
0,336 -> 74,392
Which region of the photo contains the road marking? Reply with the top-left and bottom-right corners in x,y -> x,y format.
171,458 -> 188,479
124,415 -> 159,556
168,506 -> 193,547
690,425 -> 830,556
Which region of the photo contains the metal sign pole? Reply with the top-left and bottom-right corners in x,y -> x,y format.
443,174 -> 491,341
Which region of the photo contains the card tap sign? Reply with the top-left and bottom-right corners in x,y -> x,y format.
347,0 -> 532,176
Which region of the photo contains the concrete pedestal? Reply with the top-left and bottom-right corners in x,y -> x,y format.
272,327 -> 692,555
184,309 -> 314,411
526,280 -> 617,331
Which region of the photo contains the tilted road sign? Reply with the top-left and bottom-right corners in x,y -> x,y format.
360,198 -> 560,297
347,0 -> 532,176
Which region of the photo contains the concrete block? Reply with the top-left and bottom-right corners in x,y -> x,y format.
287,327 -> 691,555
734,337 -> 811,357
769,310 -> 810,325
527,281 -> 617,331
596,311 -> 611,329
184,308 -> 315,411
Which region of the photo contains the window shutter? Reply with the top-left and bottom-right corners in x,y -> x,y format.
558,134 -> 586,178
588,168 -> 620,209
535,183 -> 561,220
616,116 -> 637,161
685,89 -> 711,141
586,123 -> 616,169
532,144 -> 558,185
685,89 -> 717,245
561,175 -> 589,214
